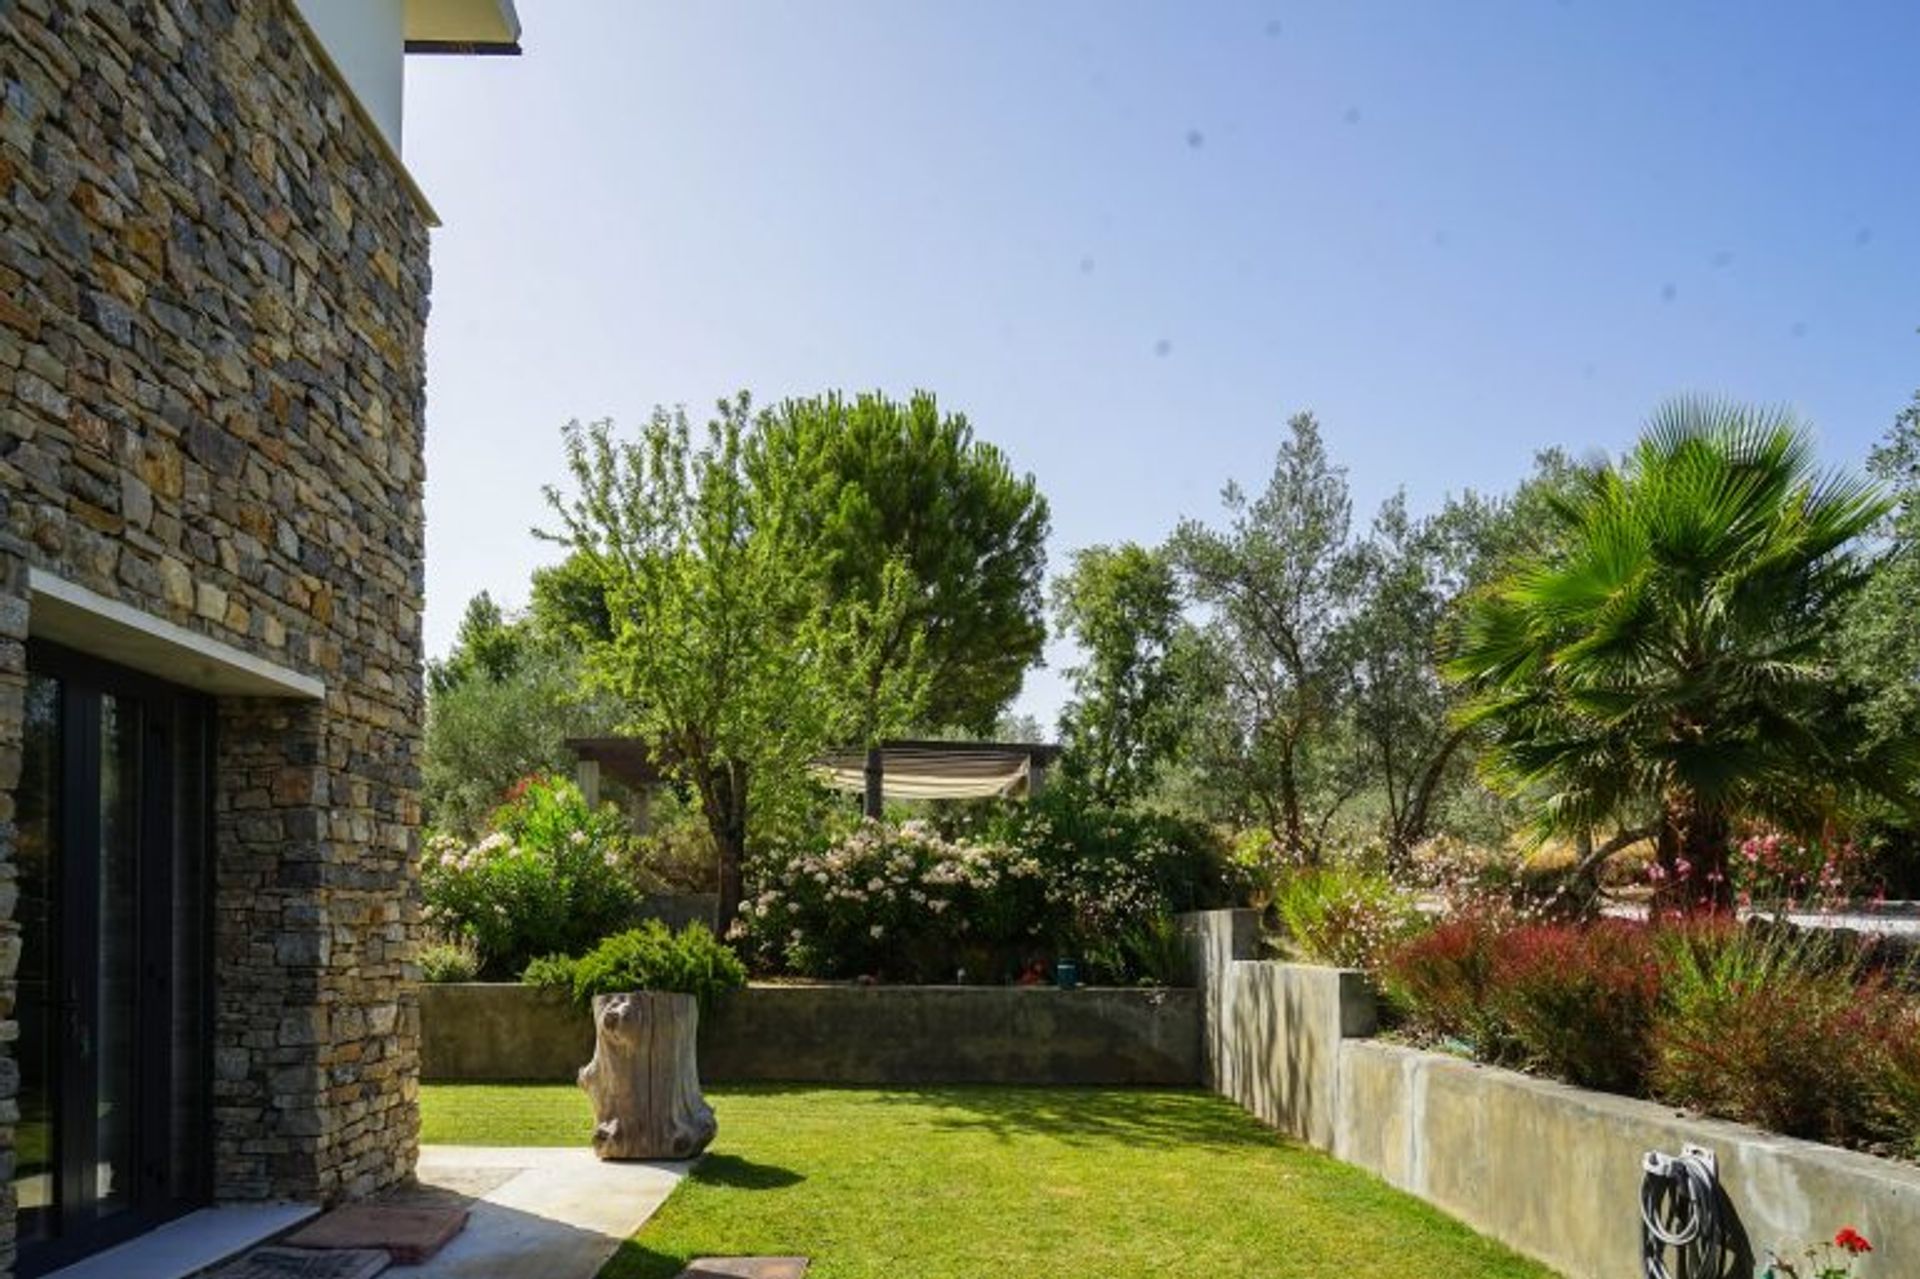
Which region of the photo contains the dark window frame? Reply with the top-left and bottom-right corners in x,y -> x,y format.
18,641 -> 216,1277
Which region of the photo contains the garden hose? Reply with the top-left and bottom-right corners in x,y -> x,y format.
1640,1145 -> 1723,1279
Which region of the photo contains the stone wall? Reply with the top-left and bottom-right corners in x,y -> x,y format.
2,0 -> 433,1251
420,984 -> 1206,1087
1179,910 -> 1920,1278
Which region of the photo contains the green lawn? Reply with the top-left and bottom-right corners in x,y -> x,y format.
421,1084 -> 1557,1279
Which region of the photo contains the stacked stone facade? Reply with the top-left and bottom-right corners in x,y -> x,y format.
0,0 -> 432,1268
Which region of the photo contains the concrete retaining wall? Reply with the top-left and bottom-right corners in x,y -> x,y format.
1216,957 -> 1375,1150
420,985 -> 591,1082
420,983 -> 1202,1086
1179,909 -> 1920,1279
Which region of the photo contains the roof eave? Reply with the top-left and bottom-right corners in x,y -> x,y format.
403,39 -> 522,56
404,0 -> 522,56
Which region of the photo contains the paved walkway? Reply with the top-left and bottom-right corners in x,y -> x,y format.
382,1146 -> 689,1279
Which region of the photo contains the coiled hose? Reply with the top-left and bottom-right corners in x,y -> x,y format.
1640,1145 -> 1723,1279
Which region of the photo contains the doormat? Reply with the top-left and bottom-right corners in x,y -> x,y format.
211,1248 -> 390,1279
283,1202 -> 470,1265
678,1259 -> 811,1279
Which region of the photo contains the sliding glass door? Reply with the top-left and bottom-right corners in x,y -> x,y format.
15,644 -> 212,1276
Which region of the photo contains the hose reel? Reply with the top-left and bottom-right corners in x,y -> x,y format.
1640,1144 -> 1723,1279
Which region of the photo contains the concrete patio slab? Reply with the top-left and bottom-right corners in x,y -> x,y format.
380,1145 -> 690,1279
42,1203 -> 321,1279
680,1259 -> 811,1279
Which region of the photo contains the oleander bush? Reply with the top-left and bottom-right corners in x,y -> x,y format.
423,773 -> 643,979
733,793 -> 1232,984
1729,829 -> 1872,914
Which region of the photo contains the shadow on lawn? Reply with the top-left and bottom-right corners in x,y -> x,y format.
597,1239 -> 694,1279
595,1155 -> 804,1279
862,1085 -> 1280,1151
690,1152 -> 805,1190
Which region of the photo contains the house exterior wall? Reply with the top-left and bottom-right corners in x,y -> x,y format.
290,0 -> 408,152
0,0 -> 433,1266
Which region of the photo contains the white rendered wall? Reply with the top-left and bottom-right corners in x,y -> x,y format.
293,0 -> 408,152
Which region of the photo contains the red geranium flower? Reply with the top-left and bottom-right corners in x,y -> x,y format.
1834,1226 -> 1872,1254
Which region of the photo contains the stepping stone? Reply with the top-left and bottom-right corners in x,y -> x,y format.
678,1259 -> 811,1279
283,1202 -> 469,1265
212,1247 -> 390,1279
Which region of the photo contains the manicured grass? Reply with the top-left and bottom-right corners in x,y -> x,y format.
421,1084 -> 1557,1279
421,1080 -> 601,1147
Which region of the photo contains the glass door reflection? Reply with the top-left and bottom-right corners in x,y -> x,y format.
14,648 -> 212,1277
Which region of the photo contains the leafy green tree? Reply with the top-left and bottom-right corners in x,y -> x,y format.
541,397 -> 839,926
1448,399 -> 1897,909
422,593 -> 613,835
1170,412 -> 1360,861
428,593 -> 527,695
1052,542 -> 1194,806
992,711 -> 1047,743
1844,391 -> 1920,752
750,391 -> 1050,736
1338,496 -> 1470,859
528,550 -> 615,648
423,652 -> 611,836
540,396 -> 941,926
1339,452 -> 1599,860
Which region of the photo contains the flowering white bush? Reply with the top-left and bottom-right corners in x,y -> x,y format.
734,800 -> 1232,983
422,774 -> 642,978
732,819 -> 1043,979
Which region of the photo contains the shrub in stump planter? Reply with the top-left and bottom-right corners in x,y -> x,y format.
579,990 -> 719,1159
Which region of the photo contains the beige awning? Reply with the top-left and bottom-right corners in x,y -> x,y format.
812,740 -> 1061,803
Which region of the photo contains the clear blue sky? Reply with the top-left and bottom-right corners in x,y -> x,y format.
404,1 -> 1919,726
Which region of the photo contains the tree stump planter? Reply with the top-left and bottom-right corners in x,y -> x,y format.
578,990 -> 719,1160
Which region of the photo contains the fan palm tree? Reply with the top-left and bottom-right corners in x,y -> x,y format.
1446,398 -> 1902,910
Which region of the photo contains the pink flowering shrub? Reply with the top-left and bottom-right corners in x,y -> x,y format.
1730,830 -> 1870,914
422,774 -> 641,978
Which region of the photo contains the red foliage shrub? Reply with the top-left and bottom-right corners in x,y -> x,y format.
1649,923 -> 1894,1144
1381,912 -> 1511,1055
1385,909 -> 1920,1152
1486,920 -> 1661,1092
1866,997 -> 1920,1157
